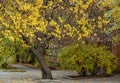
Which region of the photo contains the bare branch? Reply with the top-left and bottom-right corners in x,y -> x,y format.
43,0 -> 48,6
34,31 -> 46,39
20,33 -> 30,45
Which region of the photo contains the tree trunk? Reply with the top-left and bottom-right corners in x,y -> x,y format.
20,33 -> 53,79
38,53 -> 52,79
30,47 -> 53,79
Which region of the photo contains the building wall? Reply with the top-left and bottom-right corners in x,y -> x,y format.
112,43 -> 120,72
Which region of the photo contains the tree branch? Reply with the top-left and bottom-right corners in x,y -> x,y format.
20,33 -> 30,45
34,31 -> 46,39
44,35 -> 54,43
43,0 -> 48,6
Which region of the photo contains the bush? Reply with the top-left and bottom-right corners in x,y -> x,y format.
0,54 -> 15,68
58,43 -> 118,76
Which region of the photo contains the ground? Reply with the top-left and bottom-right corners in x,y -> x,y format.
0,64 -> 119,83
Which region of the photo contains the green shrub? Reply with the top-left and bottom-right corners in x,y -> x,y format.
0,37 -> 30,68
58,43 -> 118,76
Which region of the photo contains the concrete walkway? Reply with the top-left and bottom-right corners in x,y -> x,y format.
0,64 -> 119,83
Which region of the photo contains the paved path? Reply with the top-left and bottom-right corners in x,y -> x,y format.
0,64 -> 119,83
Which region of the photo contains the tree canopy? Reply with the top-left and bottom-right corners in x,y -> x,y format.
0,0 -> 113,42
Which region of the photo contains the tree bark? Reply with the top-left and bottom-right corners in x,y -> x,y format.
38,53 -> 53,79
21,33 -> 53,79
30,47 -> 53,79
43,0 -> 48,5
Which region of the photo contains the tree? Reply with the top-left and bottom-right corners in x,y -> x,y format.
0,0 -> 114,79
106,0 -> 120,43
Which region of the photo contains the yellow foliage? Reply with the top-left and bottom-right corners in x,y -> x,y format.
0,0 -> 114,44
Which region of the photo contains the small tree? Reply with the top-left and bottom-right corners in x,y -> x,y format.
0,0 -> 114,79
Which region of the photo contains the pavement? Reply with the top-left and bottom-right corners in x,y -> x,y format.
0,64 -> 119,83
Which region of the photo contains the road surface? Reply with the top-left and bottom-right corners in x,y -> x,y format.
0,64 -> 119,83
